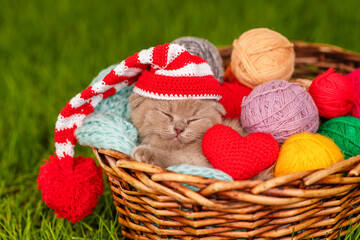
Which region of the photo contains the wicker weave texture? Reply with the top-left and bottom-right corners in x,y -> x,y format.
93,41 -> 360,240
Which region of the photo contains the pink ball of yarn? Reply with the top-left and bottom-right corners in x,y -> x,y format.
309,68 -> 356,119
241,80 -> 320,144
346,68 -> 360,118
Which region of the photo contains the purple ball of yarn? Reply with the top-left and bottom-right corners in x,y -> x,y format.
241,80 -> 320,144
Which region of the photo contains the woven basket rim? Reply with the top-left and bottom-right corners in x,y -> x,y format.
90,41 -> 360,239
218,40 -> 360,56
94,148 -> 360,189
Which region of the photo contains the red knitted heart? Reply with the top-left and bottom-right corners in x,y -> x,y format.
202,124 -> 279,180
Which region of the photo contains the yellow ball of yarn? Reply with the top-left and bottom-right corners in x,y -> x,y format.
274,132 -> 344,177
231,28 -> 295,89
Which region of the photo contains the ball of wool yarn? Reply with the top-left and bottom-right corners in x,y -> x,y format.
231,28 -> 295,89
241,80 -> 320,144
172,36 -> 224,83
318,116 -> 360,159
274,132 -> 344,177
309,68 -> 356,119
219,80 -> 252,119
346,68 -> 360,118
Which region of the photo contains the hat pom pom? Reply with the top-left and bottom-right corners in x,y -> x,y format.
37,155 -> 104,223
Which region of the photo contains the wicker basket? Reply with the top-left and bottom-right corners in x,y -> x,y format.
92,41 -> 360,240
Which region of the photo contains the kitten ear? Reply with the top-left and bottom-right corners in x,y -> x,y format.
212,101 -> 226,116
129,94 -> 145,110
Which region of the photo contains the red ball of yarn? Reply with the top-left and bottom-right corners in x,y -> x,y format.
219,80 -> 252,119
347,68 -> 360,118
202,124 -> 279,180
309,68 -> 355,119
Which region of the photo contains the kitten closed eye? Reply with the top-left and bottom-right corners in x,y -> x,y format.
159,111 -> 173,120
187,118 -> 200,124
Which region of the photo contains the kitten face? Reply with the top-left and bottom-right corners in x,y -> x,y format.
129,94 -> 225,150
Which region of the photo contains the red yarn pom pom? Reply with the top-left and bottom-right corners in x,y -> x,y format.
202,124 -> 279,180
37,155 -> 104,223
219,81 -> 252,119
309,68 -> 355,119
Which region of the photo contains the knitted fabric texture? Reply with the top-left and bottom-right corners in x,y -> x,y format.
241,80 -> 319,144
37,43 -> 222,223
318,116 -> 360,159
231,28 -> 295,89
133,45 -> 222,100
202,124 -> 279,180
75,65 -> 138,155
172,36 -> 224,83
309,68 -> 355,119
89,64 -> 133,119
346,68 -> 360,118
167,164 -> 233,191
274,132 -> 344,177
75,113 -> 138,156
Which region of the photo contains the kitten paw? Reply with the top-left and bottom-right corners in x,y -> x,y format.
131,145 -> 156,164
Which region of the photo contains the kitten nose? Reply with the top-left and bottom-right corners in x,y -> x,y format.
174,127 -> 184,135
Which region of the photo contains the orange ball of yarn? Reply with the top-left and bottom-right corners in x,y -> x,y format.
231,28 -> 295,89
309,68 -> 356,119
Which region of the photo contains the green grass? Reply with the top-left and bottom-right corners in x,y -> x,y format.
1,0 -> 360,239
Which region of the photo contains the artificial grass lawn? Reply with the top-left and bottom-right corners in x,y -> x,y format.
1,0 -> 360,239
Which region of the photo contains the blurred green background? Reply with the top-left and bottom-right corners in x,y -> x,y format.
1,0 -> 360,239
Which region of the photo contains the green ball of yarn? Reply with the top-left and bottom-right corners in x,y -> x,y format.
318,116 -> 360,159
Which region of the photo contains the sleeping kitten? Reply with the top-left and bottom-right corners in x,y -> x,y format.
129,93 -> 245,168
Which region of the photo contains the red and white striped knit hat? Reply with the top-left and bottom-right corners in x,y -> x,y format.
37,43 -> 222,223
